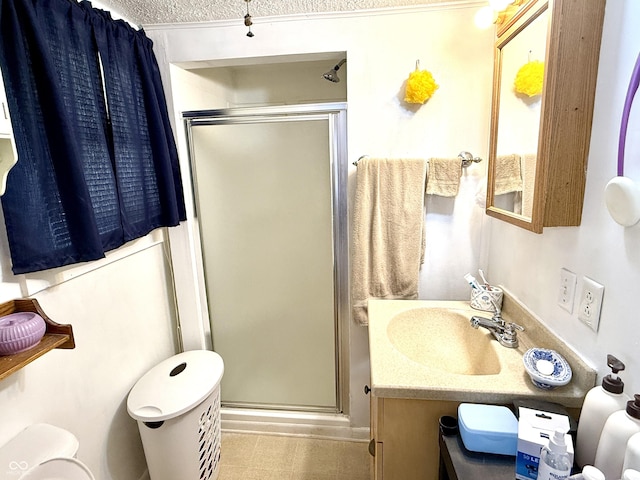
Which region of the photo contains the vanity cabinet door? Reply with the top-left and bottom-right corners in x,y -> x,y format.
373,397 -> 460,480
370,395 -> 384,480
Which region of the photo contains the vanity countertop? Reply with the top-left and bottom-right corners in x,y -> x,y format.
368,294 -> 596,407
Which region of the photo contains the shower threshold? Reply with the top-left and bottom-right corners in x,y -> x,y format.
221,407 -> 369,441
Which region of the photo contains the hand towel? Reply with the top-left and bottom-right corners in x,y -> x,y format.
351,157 -> 427,326
426,157 -> 462,196
494,154 -> 523,195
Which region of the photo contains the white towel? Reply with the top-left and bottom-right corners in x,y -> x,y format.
494,154 -> 523,195
426,157 -> 462,197
351,158 -> 427,326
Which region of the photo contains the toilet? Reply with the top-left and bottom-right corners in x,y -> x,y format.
0,424 -> 95,479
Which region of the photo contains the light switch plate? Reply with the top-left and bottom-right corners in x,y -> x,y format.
558,268 -> 577,313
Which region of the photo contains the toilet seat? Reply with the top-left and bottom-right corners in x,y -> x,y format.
21,458 -> 95,480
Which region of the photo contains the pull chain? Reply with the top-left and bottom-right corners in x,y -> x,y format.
244,0 -> 254,37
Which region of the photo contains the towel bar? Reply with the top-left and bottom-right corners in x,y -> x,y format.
458,151 -> 483,168
353,152 -> 483,167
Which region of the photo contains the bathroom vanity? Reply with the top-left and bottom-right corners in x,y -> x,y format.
367,296 -> 595,480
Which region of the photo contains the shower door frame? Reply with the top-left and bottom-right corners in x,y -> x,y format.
183,102 -> 349,414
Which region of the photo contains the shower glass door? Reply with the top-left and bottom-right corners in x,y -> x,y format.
185,104 -> 347,412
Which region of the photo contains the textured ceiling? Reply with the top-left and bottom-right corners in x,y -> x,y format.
98,0 -> 459,26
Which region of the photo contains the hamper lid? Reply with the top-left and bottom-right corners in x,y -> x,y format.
127,350 -> 224,422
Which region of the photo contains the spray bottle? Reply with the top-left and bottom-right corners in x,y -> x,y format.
538,428 -> 573,480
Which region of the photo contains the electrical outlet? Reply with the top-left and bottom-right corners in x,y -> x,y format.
558,268 -> 577,313
578,276 -> 605,332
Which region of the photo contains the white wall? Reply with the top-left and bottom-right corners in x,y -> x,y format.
0,236 -> 179,479
147,3 -> 494,429
487,0 -> 640,395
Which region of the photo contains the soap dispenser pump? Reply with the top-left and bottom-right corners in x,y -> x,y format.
538,428 -> 573,480
576,355 -> 630,468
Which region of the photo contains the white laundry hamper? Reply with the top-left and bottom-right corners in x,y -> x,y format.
127,350 -> 224,480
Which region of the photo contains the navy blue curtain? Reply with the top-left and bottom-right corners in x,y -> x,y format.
0,0 -> 186,274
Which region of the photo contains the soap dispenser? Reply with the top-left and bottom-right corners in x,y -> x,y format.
538,428 -> 573,480
594,394 -> 640,480
623,432 -> 640,472
576,355 -> 630,468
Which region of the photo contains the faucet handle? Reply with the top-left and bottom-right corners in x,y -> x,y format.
505,322 -> 524,333
500,322 -> 524,348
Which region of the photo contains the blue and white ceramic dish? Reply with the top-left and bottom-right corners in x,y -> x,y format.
522,348 -> 572,390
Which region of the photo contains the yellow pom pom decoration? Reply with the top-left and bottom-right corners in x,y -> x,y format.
514,60 -> 544,97
404,67 -> 439,104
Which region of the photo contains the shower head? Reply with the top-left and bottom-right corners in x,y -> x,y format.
322,59 -> 346,83
322,69 -> 340,83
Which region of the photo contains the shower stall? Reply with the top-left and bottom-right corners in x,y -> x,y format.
184,103 -> 348,414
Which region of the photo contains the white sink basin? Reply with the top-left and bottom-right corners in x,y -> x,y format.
386,308 -> 501,375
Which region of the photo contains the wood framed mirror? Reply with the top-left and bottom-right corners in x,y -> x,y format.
486,0 -> 606,233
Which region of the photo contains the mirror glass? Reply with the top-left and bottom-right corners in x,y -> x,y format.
491,7 -> 548,220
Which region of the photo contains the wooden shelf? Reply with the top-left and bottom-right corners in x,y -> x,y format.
0,299 -> 75,381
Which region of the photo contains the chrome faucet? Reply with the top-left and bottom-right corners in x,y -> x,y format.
469,294 -> 524,348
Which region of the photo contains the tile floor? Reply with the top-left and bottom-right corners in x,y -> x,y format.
217,432 -> 372,480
